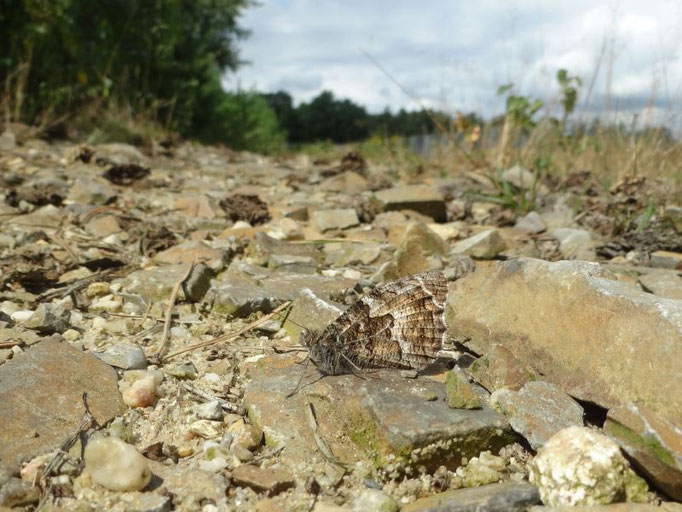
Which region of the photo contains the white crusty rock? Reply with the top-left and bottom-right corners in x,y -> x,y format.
84,437 -> 152,492
529,426 -> 648,506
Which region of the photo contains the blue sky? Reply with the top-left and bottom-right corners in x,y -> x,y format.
225,1 -> 682,127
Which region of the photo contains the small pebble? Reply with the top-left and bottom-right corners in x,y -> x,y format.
189,420 -> 223,439
194,400 -> 224,421
10,310 -> 34,322
232,443 -> 255,462
84,437 -> 151,492
62,328 -> 81,341
199,457 -> 229,473
353,489 -> 398,512
85,282 -> 110,298
228,420 -> 263,451
122,375 -> 158,408
165,362 -> 199,380
96,343 -> 147,370
177,445 -> 194,458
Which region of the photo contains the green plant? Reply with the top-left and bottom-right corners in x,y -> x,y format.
556,68 -> 582,130
497,84 -> 544,133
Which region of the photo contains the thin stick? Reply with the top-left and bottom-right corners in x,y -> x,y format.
305,402 -> 336,461
163,300 -> 292,361
153,263 -> 194,361
0,341 -> 22,349
182,383 -> 244,415
40,393 -> 97,502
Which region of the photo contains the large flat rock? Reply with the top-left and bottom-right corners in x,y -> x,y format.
243,354 -> 514,471
375,185 -> 447,222
403,482 -> 540,512
0,338 -> 124,475
446,258 -> 682,425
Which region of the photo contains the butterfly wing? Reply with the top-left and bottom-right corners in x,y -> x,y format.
331,270 -> 447,371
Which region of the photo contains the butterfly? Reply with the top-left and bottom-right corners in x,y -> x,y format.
300,270 -> 448,375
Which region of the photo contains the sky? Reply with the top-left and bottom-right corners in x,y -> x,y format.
225,1 -> 682,128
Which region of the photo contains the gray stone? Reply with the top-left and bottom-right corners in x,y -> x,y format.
182,263 -> 213,301
515,211 -> 547,234
444,254 -> 476,281
382,222 -> 448,280
249,232 -> 318,266
445,369 -> 482,409
121,264 -> 211,302
352,489 -> 398,512
120,493 -> 172,512
67,178 -> 117,205
402,482 -> 540,512
446,258 -> 682,425
312,208 -> 360,231
0,338 -> 124,475
529,504 -> 682,512
324,242 -> 382,266
650,250 -> 682,269
0,477 -> 41,507
231,464 -> 295,495
210,280 -> 285,318
194,400 -> 224,421
95,142 -> 148,165
149,461 -> 230,511
375,185 -> 447,222
153,241 -> 229,271
638,270 -> 682,300
466,344 -> 535,393
23,303 -> 71,334
268,253 -> 317,270
164,362 -> 198,380
260,273 -> 356,302
491,381 -> 584,450
243,355 -> 514,471
95,343 -> 148,370
551,228 -> 595,260
451,229 -> 506,260
282,289 -> 344,341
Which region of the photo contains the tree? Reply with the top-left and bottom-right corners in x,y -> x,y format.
0,0 -> 286,153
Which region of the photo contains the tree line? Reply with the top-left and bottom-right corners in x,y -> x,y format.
1,1 -> 471,152
262,90 -> 471,144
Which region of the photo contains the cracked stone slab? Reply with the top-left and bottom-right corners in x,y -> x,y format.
403,482 -> 540,512
0,338 -> 124,475
446,258 -> 682,425
242,354 -> 514,471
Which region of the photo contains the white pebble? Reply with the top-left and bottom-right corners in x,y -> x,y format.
11,310 -> 34,322
122,375 -> 157,408
62,329 -> 81,341
85,437 -> 151,491
189,420 -> 223,439
194,400 -> 224,421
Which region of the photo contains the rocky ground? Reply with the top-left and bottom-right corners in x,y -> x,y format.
0,134 -> 681,512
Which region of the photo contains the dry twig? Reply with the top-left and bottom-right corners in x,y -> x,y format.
151,262 -> 194,362
39,393 -> 98,506
163,300 -> 292,361
182,383 -> 244,415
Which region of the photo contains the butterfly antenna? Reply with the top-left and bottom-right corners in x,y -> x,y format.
340,353 -> 369,380
286,355 -> 313,398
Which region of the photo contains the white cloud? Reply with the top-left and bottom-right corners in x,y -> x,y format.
225,0 -> 682,130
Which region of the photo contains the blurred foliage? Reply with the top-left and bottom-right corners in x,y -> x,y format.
262,89 -> 468,144
0,0 -> 285,152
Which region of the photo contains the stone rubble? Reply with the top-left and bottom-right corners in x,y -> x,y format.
0,140 -> 680,510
